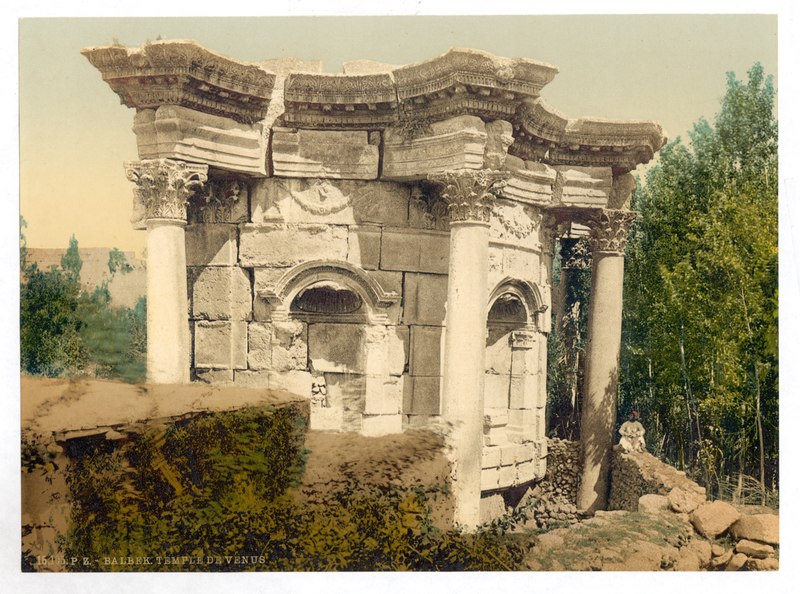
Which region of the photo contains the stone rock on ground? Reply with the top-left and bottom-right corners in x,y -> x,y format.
746,557 -> 779,571
690,500 -> 740,539
668,486 -> 706,514
639,494 -> 670,515
686,539 -> 712,566
710,549 -> 733,569
603,540 -> 666,571
711,544 -> 725,557
735,539 -> 774,559
730,513 -> 779,545
673,539 -> 712,571
726,552 -> 749,571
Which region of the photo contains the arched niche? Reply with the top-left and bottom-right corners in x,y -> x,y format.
486,277 -> 547,332
259,260 -> 399,324
259,260 -> 400,434
482,279 -> 545,490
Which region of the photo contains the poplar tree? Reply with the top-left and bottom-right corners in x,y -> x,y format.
620,64 -> 778,500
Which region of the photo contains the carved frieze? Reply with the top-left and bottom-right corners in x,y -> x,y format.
189,178 -> 247,224
82,40 -> 275,124
252,178 -> 409,226
490,201 -> 541,242
428,169 -> 508,224
283,180 -> 387,221
125,159 -> 208,224
587,209 -> 638,255
284,179 -> 351,215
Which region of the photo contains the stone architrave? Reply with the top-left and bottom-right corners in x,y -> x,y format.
125,158 -> 208,383
576,207 -> 637,513
430,168 -> 507,527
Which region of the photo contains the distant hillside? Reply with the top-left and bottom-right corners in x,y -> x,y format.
25,247 -> 146,309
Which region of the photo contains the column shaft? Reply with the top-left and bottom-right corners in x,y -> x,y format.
125,158 -> 208,384
430,168 -> 507,528
576,207 -> 636,513
441,220 -> 490,527
576,252 -> 625,512
146,220 -> 191,383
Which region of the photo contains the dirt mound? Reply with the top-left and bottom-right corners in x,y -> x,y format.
298,429 -> 453,527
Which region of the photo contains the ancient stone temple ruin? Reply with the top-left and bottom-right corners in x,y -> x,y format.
83,40 -> 666,525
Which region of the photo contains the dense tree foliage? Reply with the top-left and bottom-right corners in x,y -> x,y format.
20,230 -> 146,383
619,64 -> 778,499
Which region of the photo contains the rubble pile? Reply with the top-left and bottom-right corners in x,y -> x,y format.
516,439 -> 580,529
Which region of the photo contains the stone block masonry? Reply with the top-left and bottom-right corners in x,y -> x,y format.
87,39 -> 666,528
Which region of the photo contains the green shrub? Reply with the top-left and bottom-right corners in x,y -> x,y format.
59,406 -> 529,571
20,230 -> 146,383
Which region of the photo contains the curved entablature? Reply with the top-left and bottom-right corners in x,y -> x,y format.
487,277 -> 549,331
84,39 -> 666,172
280,48 -> 558,128
257,260 -> 401,322
81,40 -> 276,124
392,48 -> 558,123
511,98 -> 667,173
283,72 -> 398,128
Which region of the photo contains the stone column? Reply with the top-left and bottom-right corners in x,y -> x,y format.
125,159 -> 208,384
577,208 -> 637,513
431,169 -> 507,527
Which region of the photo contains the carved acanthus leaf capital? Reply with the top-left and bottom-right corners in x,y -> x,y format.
125,159 -> 208,223
189,177 -> 246,223
427,169 -> 509,224
587,209 -> 638,255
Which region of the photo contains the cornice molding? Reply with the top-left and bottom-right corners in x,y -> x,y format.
82,40 -> 275,124
87,40 -> 666,172
282,72 -> 398,128
512,99 -> 667,173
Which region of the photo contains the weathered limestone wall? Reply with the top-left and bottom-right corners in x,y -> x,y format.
186,173 -> 550,456
487,438 -> 580,528
608,447 -> 707,511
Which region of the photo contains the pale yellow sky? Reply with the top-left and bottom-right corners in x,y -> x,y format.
19,15 -> 778,255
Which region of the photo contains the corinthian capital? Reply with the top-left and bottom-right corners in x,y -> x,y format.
587,209 -> 638,255
124,159 -> 209,223
427,169 -> 509,224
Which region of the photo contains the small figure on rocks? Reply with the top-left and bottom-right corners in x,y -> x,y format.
619,411 -> 646,453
